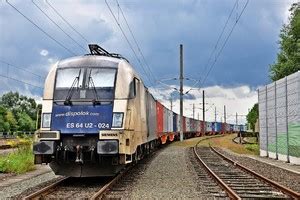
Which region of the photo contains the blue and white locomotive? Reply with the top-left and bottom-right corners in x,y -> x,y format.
33,44 -> 161,177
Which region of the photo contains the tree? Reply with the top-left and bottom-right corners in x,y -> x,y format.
0,92 -> 19,108
0,106 -> 8,132
5,111 -> 18,132
247,103 -> 258,132
0,92 -> 39,132
269,3 -> 300,81
17,112 -> 35,131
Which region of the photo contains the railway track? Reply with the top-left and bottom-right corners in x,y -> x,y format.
23,148 -> 160,199
193,144 -> 300,199
22,166 -> 132,200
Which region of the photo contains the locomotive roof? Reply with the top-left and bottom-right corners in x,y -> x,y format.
57,55 -> 126,69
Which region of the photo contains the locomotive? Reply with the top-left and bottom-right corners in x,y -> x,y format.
33,44 -> 243,177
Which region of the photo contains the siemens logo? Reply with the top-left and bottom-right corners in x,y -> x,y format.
101,133 -> 118,137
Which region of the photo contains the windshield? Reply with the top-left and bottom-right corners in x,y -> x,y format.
54,67 -> 117,102
56,68 -> 83,88
87,68 -> 116,88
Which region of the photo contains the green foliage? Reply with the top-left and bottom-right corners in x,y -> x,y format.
16,112 -> 35,131
0,92 -> 39,132
0,140 -> 35,174
5,111 -> 18,131
246,103 -> 258,132
245,143 -> 259,155
0,106 -> 8,132
270,3 -> 300,81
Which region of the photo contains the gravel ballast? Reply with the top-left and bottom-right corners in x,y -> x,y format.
129,145 -> 207,199
216,147 -> 300,193
0,171 -> 58,199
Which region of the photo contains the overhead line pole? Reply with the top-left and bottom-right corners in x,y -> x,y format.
224,105 -> 227,124
203,91 -> 205,122
203,90 -> 205,135
215,107 -> 217,123
180,44 -> 184,142
192,103 -> 195,119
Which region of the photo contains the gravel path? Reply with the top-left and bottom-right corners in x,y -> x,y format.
129,146 -> 203,199
216,147 -> 300,193
0,171 -> 58,199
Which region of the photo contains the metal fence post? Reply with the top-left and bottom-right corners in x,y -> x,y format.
265,85 -> 269,157
285,77 -> 290,163
275,81 -> 278,159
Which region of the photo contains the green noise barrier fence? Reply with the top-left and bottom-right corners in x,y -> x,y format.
258,71 -> 300,164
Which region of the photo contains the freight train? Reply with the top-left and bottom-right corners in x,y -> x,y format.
33,44 -> 245,177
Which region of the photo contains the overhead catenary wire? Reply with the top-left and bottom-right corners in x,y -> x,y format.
185,0 -> 239,94
6,0 -> 77,56
202,0 -> 239,78
200,0 -> 249,87
45,0 -> 89,44
114,1 -> 168,100
0,74 -> 44,89
31,0 -> 86,53
185,0 -> 249,95
105,0 -> 155,87
116,0 -> 158,85
0,59 -> 46,80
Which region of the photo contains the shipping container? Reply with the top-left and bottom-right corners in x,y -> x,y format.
233,124 -> 239,132
173,113 -> 177,132
185,118 -> 191,132
167,109 -> 173,132
163,106 -> 168,133
190,119 -> 194,132
206,122 -> 212,132
258,71 -> 300,164
156,101 -> 164,135
201,121 -> 206,135
230,124 -> 234,132
196,120 -> 201,132
215,122 -> 222,132
146,92 -> 157,141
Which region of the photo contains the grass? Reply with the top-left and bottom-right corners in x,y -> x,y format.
243,137 -> 258,143
0,137 -> 35,174
5,135 -> 33,148
171,135 -> 224,148
173,134 -> 260,155
245,143 -> 260,155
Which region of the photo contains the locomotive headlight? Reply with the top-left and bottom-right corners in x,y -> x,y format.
112,112 -> 123,128
42,113 -> 51,128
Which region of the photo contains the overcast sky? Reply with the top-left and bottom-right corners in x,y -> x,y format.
0,0 -> 298,124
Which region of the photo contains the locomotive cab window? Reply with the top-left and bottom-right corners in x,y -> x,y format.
56,68 -> 83,89
86,68 -> 116,88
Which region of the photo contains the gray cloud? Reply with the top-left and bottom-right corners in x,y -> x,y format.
0,0 -> 297,98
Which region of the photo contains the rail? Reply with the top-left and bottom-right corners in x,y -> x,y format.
210,146 -> 300,199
